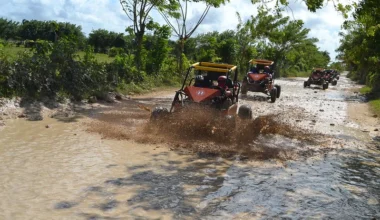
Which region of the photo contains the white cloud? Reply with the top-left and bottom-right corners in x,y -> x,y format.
281,2 -> 347,61
0,0 -> 354,61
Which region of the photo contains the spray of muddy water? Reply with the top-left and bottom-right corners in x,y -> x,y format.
86,103 -> 332,160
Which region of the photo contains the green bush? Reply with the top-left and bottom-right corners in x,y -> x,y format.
0,39 -> 6,47
0,44 -> 13,97
359,86 -> 372,95
0,37 -> 180,100
106,54 -> 145,83
108,47 -> 124,57
7,42 -> 57,98
367,72 -> 380,92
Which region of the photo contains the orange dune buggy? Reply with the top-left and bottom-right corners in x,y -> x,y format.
241,59 -> 281,103
151,62 -> 253,121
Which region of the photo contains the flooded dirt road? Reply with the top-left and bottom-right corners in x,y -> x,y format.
0,73 -> 379,219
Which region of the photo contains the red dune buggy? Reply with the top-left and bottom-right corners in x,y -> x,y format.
241,59 -> 281,103
304,68 -> 329,90
151,62 -> 253,121
324,69 -> 338,86
333,69 -> 340,80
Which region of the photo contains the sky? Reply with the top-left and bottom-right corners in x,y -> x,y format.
1,0 -> 355,61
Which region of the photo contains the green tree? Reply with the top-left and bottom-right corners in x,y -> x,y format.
88,29 -> 126,53
217,30 -> 238,64
119,0 -> 176,72
235,12 -> 259,76
16,19 -> 85,44
158,0 -> 229,75
250,0 -> 352,15
0,18 -> 19,40
145,25 -> 172,74
88,29 -> 111,53
337,0 -> 380,89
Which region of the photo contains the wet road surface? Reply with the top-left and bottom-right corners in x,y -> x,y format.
0,73 -> 379,219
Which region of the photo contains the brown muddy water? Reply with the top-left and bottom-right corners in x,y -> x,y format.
0,73 -> 379,219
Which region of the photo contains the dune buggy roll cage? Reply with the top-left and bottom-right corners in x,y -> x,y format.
313,68 -> 325,71
180,62 -> 238,90
248,59 -> 276,78
249,59 -> 274,66
170,62 -> 240,112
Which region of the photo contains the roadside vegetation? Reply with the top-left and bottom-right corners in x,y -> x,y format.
337,0 -> 380,114
359,86 -> 380,116
0,1 -> 342,101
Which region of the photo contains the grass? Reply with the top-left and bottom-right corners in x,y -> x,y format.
359,86 -> 372,95
77,51 -> 115,63
3,46 -> 31,59
359,85 -> 380,116
3,45 -> 115,63
369,99 -> 380,115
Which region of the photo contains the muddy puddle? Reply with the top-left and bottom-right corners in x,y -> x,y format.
0,73 -> 379,219
85,104 -> 334,161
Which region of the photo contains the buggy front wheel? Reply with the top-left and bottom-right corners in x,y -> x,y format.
304,81 -> 308,88
238,105 -> 252,119
151,106 -> 169,120
322,83 -> 328,90
270,88 -> 277,103
275,85 -> 281,98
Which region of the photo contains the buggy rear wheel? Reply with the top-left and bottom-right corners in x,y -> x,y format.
275,85 -> 281,98
332,80 -> 337,86
238,105 -> 252,119
304,81 -> 308,88
270,88 -> 277,103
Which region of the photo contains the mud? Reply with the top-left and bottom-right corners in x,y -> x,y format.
83,96 -> 331,161
0,72 -> 379,219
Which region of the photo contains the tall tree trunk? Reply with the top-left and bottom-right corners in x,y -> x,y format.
179,38 -> 185,76
135,27 -> 145,73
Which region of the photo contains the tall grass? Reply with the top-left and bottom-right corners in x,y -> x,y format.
359,86 -> 380,116
3,46 -> 31,59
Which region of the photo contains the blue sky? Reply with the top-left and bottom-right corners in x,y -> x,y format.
1,0 -> 354,61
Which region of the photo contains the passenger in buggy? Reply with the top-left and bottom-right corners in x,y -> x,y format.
194,74 -> 212,88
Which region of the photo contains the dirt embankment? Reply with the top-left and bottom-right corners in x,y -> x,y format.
345,87 -> 380,134
0,88 -> 178,126
348,101 -> 380,132
0,97 -> 76,121
0,92 -> 129,127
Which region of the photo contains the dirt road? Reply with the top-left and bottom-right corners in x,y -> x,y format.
0,73 -> 379,219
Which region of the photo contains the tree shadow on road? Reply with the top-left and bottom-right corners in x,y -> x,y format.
54,152 -> 231,219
